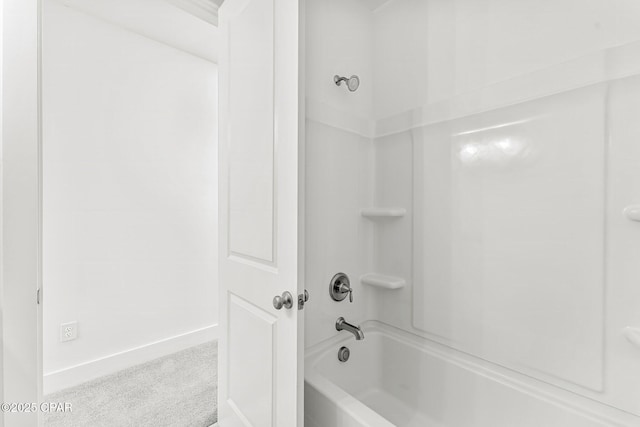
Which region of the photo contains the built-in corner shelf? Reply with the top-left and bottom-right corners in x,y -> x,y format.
360,273 -> 406,290
361,208 -> 406,218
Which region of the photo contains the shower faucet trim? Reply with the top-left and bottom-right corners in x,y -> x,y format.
330,272 -> 353,302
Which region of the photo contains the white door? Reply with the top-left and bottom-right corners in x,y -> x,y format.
217,0 -> 304,426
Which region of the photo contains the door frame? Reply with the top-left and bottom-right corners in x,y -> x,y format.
1,0 -> 44,426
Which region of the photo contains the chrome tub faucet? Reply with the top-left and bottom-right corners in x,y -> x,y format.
336,317 -> 364,340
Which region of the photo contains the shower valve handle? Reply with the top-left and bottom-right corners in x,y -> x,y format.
339,284 -> 353,303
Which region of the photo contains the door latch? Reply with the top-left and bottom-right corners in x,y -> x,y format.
298,290 -> 309,310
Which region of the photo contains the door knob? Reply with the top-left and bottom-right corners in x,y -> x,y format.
273,291 -> 294,310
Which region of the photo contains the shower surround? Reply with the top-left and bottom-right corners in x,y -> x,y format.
304,0 -> 640,425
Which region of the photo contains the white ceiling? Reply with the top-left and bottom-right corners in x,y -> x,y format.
55,0 -> 220,63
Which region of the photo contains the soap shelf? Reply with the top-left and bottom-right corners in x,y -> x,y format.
361,208 -> 406,218
360,273 -> 406,290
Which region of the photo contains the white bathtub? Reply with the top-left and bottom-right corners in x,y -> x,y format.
304,321 -> 634,427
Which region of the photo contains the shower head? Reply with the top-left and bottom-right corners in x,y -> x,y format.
334,75 -> 360,92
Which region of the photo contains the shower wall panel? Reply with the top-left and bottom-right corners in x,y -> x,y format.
365,0 -> 640,417
604,73 -> 640,414
304,121 -> 373,348
306,0 -> 640,418
413,84 -> 606,391
304,0 -> 375,348
373,0 -> 640,119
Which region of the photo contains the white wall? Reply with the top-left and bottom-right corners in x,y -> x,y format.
42,0 -> 218,393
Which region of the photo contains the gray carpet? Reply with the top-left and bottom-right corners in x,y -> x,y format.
44,341 -> 218,427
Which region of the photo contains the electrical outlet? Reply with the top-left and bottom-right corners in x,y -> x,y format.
60,321 -> 78,342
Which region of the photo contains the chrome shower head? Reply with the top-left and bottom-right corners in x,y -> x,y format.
334,75 -> 360,92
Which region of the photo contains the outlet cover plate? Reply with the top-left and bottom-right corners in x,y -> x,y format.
60,321 -> 78,342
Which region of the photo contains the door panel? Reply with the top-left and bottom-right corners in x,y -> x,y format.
228,296 -> 276,427
218,0 -> 303,426
227,0 -> 275,263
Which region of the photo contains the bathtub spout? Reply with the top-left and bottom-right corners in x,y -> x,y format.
336,317 -> 364,340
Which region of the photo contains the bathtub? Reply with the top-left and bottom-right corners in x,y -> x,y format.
304,321 -> 633,427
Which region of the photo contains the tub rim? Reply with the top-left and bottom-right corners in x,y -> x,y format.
304,320 -> 638,427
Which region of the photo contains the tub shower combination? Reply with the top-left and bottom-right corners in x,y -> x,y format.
302,0 -> 640,426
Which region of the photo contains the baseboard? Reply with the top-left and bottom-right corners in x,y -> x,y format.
44,324 -> 218,395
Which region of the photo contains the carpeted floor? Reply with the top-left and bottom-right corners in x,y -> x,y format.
44,341 -> 218,427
